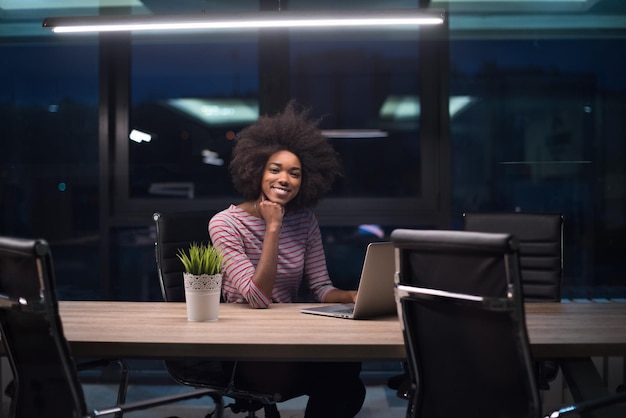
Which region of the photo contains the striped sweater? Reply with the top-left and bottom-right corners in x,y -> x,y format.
208,205 -> 336,308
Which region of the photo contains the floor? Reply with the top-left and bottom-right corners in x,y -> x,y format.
77,369 -> 621,418
80,372 -> 408,418
0,364 -> 407,418
2,356 -> 623,417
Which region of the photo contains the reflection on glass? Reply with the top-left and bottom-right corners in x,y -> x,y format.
0,41 -> 100,299
449,38 -> 626,298
128,29 -> 424,200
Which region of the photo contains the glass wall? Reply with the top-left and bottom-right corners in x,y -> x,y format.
129,36 -> 259,200
125,27 -> 432,293
289,29 -> 423,200
448,36 -> 626,299
1,1 -> 625,301
125,27 -> 433,208
0,40 -> 101,299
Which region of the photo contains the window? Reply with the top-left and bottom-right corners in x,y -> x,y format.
120,26 -> 447,227
449,37 -> 626,298
129,36 -> 258,200
0,41 -> 100,299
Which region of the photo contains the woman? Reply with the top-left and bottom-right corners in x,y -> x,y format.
209,101 -> 365,417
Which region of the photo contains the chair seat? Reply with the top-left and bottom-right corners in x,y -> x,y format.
166,359 -> 230,387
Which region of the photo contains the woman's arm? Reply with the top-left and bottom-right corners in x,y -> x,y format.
209,211 -> 273,308
250,197 -> 283,299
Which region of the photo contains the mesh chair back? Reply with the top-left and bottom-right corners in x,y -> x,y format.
463,212 -> 563,301
153,210 -> 215,302
391,229 -> 541,418
0,236 -> 88,418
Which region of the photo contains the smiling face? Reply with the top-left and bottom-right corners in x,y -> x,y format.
260,150 -> 302,206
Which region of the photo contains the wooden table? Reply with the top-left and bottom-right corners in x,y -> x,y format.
58,301 -> 626,361
523,302 -> 626,358
0,301 -> 622,416
59,301 -> 403,361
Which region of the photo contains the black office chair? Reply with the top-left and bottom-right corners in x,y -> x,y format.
388,213 -> 564,398
464,211 -> 563,388
0,235 -> 223,418
153,211 -> 282,418
463,212 -> 563,302
391,228 -> 626,418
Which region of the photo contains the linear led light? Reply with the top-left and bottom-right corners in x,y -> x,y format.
42,9 -> 445,34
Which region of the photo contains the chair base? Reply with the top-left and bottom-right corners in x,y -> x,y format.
205,401 -> 280,418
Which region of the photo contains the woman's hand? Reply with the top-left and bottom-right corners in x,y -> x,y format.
248,194 -> 284,302
323,289 -> 358,304
257,194 -> 285,230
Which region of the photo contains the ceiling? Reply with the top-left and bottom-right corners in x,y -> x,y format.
1,0 -> 625,38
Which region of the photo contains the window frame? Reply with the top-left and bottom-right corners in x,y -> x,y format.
105,23 -> 451,228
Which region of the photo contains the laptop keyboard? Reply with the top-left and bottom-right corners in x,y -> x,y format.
335,307 -> 355,314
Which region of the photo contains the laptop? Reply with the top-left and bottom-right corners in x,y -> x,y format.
300,242 -> 396,319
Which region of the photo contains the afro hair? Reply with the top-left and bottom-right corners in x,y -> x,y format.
229,100 -> 342,211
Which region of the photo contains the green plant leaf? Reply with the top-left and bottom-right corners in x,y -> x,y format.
176,242 -> 223,275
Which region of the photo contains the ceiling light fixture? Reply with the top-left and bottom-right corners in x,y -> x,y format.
42,9 -> 445,34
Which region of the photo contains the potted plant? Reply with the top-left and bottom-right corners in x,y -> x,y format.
176,242 -> 224,321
